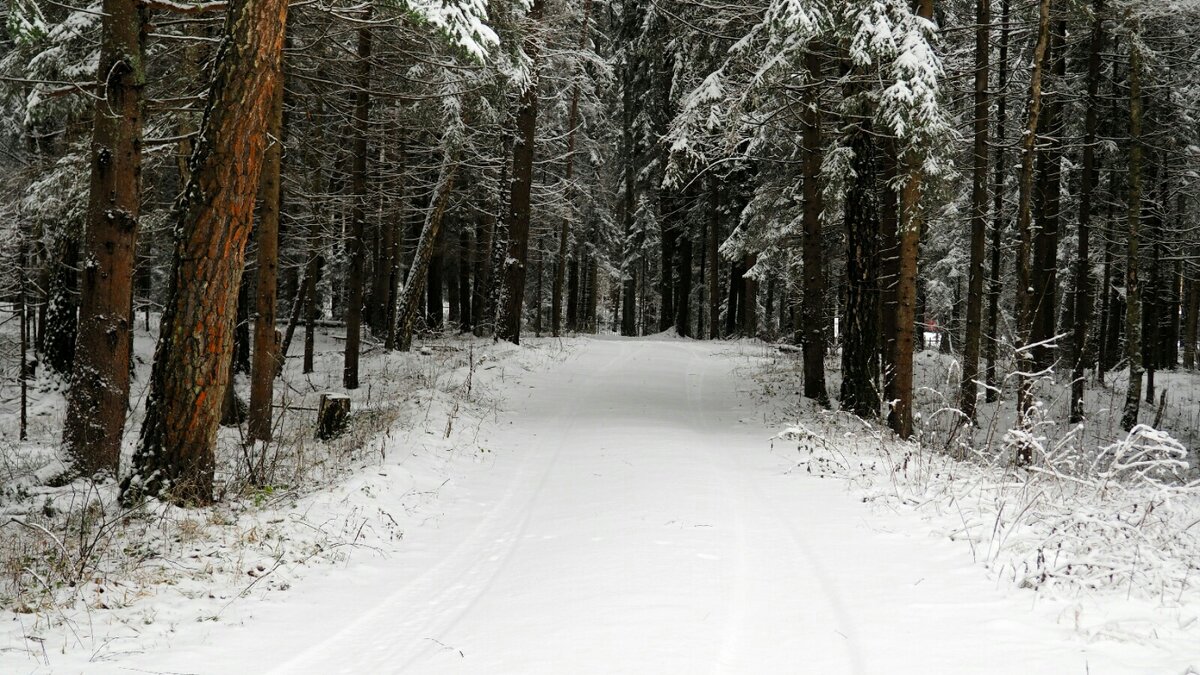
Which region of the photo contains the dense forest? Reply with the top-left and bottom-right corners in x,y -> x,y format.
2,0 -> 1199,508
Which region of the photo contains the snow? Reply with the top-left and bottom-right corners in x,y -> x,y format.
5,338 -> 1195,673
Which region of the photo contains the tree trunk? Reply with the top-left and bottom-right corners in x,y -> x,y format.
1014,0 -> 1053,440
43,232 -> 79,376
960,0 -> 990,421
1120,35 -> 1144,432
248,40 -> 285,443
707,176 -> 721,341
801,48 -> 828,405
396,152 -> 459,351
1030,20 -> 1065,372
1069,0 -> 1104,423
676,232 -> 692,337
343,19 -> 371,390
458,229 -> 472,332
889,0 -> 936,439
840,125 -> 881,420
122,0 -> 288,506
742,253 -> 758,337
497,0 -> 545,345
62,0 -> 146,477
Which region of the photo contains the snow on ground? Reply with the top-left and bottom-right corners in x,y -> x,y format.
3,334 -> 1199,673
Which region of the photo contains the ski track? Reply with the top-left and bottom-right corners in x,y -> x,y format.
115,338 -> 1173,675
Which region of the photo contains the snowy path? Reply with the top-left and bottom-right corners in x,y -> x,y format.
125,338 -> 1136,674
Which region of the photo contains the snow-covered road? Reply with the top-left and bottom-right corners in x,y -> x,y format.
124,338 -> 1145,674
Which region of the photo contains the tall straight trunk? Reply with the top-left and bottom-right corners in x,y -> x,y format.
586,253 -> 599,333
1120,36 -> 1144,432
303,251 -> 322,374
1069,0 -> 1104,423
801,49 -> 828,405
248,40 -> 285,443
742,253 -> 758,337
986,0 -> 1010,402
62,0 -> 146,477
841,125 -> 881,420
122,0 -> 288,505
43,232 -> 79,375
707,176 -> 721,340
726,258 -> 743,337
458,229 -> 472,332
660,220 -> 677,333
889,0 -> 934,438
498,0 -> 545,344
1031,20 -> 1065,371
427,242 -> 444,329
537,239 -> 547,333
396,153 -> 458,351
676,233 -> 692,337
880,143 -> 899,411
343,20 -> 371,390
1014,0 -> 1053,440
552,0 -> 593,337
567,256 -> 580,331
448,251 -> 461,326
960,0 -> 990,421
1144,230 -> 1159,403
19,241 -> 29,441
472,212 -> 495,336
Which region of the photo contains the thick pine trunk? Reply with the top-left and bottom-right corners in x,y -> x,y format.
841,126 -> 881,420
497,0 -> 545,345
62,0 -> 145,477
122,0 -> 288,506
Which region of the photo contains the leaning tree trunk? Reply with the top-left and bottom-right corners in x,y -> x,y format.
62,0 -> 145,478
497,0 -> 545,345
1069,0 -> 1104,423
960,0 -> 990,422
122,0 -> 288,506
396,152 -> 459,352
343,19 -> 371,390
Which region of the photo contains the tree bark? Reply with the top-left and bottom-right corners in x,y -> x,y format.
1120,33 -> 1144,432
960,0 -> 990,422
1014,0 -> 1053,440
396,152 -> 459,352
62,0 -> 146,477
1069,0 -> 1104,423
122,0 -> 288,506
801,47 -> 828,405
248,35 -> 285,443
343,19 -> 371,390
497,0 -> 545,345
841,125 -> 881,420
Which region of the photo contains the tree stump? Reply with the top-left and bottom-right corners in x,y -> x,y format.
317,393 -> 351,440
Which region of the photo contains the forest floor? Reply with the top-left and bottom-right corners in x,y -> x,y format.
3,334 -> 1200,673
